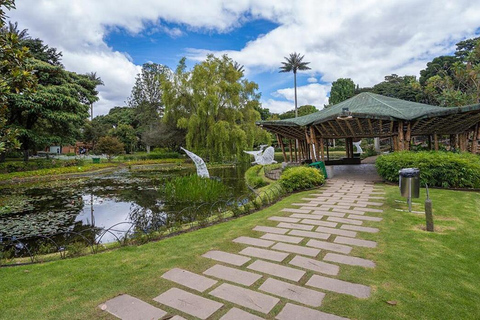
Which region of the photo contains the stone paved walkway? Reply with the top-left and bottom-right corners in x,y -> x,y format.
99,178 -> 384,319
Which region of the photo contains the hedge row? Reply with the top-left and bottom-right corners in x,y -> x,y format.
375,151 -> 480,189
121,152 -> 180,161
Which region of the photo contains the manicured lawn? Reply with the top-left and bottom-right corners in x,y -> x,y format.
0,185 -> 479,319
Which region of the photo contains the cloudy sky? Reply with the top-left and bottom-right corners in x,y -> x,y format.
9,0 -> 480,116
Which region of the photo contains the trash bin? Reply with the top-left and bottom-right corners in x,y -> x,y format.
399,168 -> 420,198
92,157 -> 101,164
309,161 -> 328,178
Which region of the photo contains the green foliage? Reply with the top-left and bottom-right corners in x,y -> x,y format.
371,74 -> 425,102
328,78 -> 356,105
163,55 -> 265,162
375,151 -> 480,188
279,166 -> 325,192
245,165 -> 268,188
0,158 -> 85,173
108,124 -> 137,153
95,136 -> 124,161
164,174 -> 229,203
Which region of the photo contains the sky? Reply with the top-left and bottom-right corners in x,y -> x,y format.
8,0 -> 480,117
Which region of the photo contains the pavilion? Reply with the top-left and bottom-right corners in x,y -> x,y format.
258,92 -> 480,164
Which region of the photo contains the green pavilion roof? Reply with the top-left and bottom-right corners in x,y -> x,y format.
259,92 -> 455,127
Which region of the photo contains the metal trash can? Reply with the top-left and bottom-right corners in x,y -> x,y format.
399,168 -> 420,198
309,161 -> 328,178
92,157 -> 101,164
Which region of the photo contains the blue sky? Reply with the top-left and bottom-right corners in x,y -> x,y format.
9,1 -> 480,116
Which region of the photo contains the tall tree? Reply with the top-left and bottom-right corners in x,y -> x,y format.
163,55 -> 270,161
279,52 -> 311,117
279,105 -> 318,119
328,78 -> 356,106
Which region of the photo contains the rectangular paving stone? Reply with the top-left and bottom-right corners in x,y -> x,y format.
315,226 -> 357,238
276,303 -> 349,320
281,207 -> 312,214
100,294 -> 167,320
161,268 -> 217,292
268,216 -> 301,223
239,246 -> 289,262
333,207 -> 383,214
203,264 -> 262,286
169,316 -> 187,320
310,210 -> 346,217
306,239 -> 352,255
253,225 -> 289,235
290,213 -> 324,220
153,288 -> 223,320
220,308 -> 264,320
341,224 -> 379,233
356,201 -> 383,206
210,283 -> 279,314
202,250 -> 251,266
259,277 -> 325,307
299,206 -> 336,212
247,260 -> 305,282
334,236 -> 377,248
288,229 -> 330,240
233,236 -> 275,248
327,217 -> 363,226
272,242 -> 320,257
324,252 -> 375,268
300,219 -> 338,228
277,222 -> 314,231
261,233 -> 304,244
347,214 -> 383,222
289,255 -> 339,276
306,275 -> 371,298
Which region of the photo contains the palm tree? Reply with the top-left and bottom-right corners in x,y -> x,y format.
279,52 -> 311,117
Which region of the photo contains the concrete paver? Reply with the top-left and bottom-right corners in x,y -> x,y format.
268,216 -> 301,223
300,219 -> 338,228
161,268 -> 217,292
220,308 -> 265,320
202,250 -> 251,266
281,208 -> 312,214
210,283 -> 280,314
288,229 -> 330,240
340,225 -> 379,233
259,277 -> 325,307
311,210 -> 346,217
315,226 -> 357,237
289,213 -> 325,220
277,222 -> 314,231
100,294 -> 167,320
233,236 -> 275,248
306,275 -> 371,298
253,225 -> 289,234
289,255 -> 339,276
153,288 -> 223,320
324,253 -> 375,268
334,236 -> 377,248
272,242 -> 320,257
239,247 -> 289,262
306,239 -> 352,255
261,233 -> 304,244
347,214 -> 382,222
276,303 -> 349,320
203,264 -> 262,286
247,260 -> 305,282
327,217 -> 363,226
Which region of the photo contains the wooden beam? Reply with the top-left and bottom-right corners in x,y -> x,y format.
405,122 -> 412,150
474,124 -> 480,154
277,134 -> 287,162
389,120 -> 394,134
295,139 -> 298,162
379,119 -> 383,134
355,118 -> 364,135
306,128 -> 314,160
320,138 -> 325,161
434,133 -> 439,151
289,140 -> 293,162
335,120 -> 349,136
311,127 -> 319,161
327,121 -> 341,136
345,120 -> 356,137
398,121 -> 404,151
367,119 -> 374,134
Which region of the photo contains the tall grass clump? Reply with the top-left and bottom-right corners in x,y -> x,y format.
376,151 -> 480,188
279,166 -> 325,192
245,165 -> 268,188
164,175 -> 230,203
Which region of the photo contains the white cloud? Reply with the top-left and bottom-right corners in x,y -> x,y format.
307,77 -> 318,83
265,83 -> 331,113
8,0 -> 480,116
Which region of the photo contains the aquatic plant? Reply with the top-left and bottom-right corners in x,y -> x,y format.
163,174 -> 230,204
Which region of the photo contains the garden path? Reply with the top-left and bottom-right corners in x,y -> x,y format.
99,178 -> 384,320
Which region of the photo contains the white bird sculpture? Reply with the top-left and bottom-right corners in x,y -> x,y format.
244,146 -> 277,165
181,147 -> 210,178
353,140 -> 363,154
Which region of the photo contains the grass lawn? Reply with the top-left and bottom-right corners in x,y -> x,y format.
0,185 -> 479,319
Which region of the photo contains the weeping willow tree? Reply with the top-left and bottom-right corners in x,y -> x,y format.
163,55 -> 270,162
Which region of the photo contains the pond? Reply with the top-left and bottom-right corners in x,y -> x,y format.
0,164 -> 251,252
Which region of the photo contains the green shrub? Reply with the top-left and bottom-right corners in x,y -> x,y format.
376,151 -> 480,188
164,174 -> 229,203
279,166 -> 325,192
245,165 -> 268,188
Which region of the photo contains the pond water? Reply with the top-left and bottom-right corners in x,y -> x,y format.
0,164 -> 250,247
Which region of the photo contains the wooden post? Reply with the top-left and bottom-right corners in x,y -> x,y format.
306,129 -> 314,160
326,139 -> 330,161
404,122 -> 411,151
277,134 -> 287,162
473,124 -> 480,154
320,138 -> 325,161
434,134 -> 439,151
398,121 -> 404,151
289,140 -> 293,162
311,127 -> 319,162
295,139 -> 298,163
428,135 -> 432,150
